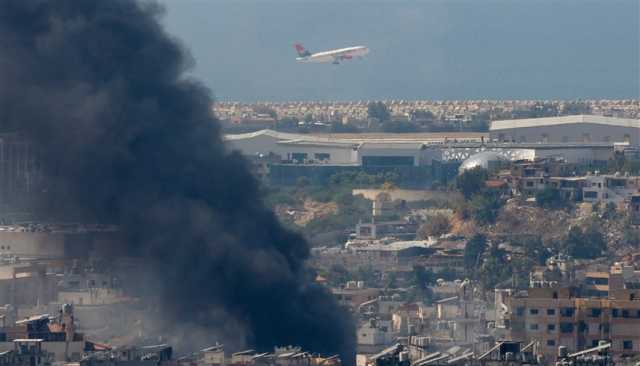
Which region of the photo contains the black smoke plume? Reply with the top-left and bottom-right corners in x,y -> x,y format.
0,0 -> 355,362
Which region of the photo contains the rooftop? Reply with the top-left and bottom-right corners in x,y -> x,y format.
490,114 -> 640,131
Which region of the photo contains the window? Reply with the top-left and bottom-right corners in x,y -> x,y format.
590,308 -> 602,317
562,136 -> 569,143
547,324 -> 556,331
291,152 -> 308,162
560,322 -> 574,333
519,136 -> 527,142
612,309 -> 620,318
624,340 -> 633,350
526,181 -> 534,187
359,226 -> 372,237
584,191 -> 598,199
582,133 -> 591,142
624,134 -> 631,143
603,136 -> 611,142
529,308 -> 539,315
622,309 -> 630,318
516,307 -> 525,316
600,323 -> 610,333
578,322 -> 588,332
547,309 -> 556,316
314,153 -> 330,161
560,307 -> 575,317
529,324 -> 539,330
547,340 -> 556,346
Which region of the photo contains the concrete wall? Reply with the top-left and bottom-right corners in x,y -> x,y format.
0,231 -> 120,259
490,123 -> 639,146
0,341 -> 84,361
532,147 -> 613,163
353,189 -> 460,203
0,232 -> 65,257
58,288 -> 124,306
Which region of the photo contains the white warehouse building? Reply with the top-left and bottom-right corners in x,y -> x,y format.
224,130 -> 485,167
490,115 -> 640,145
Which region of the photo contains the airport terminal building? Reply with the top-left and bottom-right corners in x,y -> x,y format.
225,115 -> 640,186
225,130 -> 485,167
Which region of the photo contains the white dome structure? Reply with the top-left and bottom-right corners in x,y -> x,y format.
458,151 -> 507,174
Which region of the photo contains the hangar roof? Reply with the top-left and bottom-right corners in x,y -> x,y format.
224,129 -> 486,144
490,115 -> 640,131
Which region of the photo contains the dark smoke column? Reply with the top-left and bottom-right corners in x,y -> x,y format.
0,0 -> 355,362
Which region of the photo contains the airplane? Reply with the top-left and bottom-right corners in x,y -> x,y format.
294,43 -> 369,65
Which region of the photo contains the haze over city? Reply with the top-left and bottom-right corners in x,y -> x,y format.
0,1 -> 639,365
159,0 -> 638,101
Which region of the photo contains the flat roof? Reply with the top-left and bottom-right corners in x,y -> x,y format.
490,115 -> 640,131
225,129 -> 486,144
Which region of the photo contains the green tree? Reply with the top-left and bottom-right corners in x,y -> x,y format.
479,244 -> 512,289
622,223 -> 640,248
562,225 -> 606,259
330,121 -> 358,133
522,236 -> 550,266
367,101 -> 391,122
468,112 -> 490,132
417,214 -> 451,238
304,113 -> 313,123
275,116 -> 298,131
535,187 -> 566,209
384,272 -> 398,289
327,264 -> 350,286
412,265 -> 436,289
470,192 -> 502,225
456,167 -> 489,199
464,234 -> 487,273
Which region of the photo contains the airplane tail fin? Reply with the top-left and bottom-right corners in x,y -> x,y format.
294,43 -> 311,57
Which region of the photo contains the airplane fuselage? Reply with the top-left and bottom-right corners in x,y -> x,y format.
296,46 -> 369,64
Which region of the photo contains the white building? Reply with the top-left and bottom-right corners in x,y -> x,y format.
224,130 -> 482,167
581,174 -> 640,205
490,115 -> 640,145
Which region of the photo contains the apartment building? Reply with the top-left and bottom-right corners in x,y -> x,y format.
581,174 -> 640,206
504,286 -> 640,362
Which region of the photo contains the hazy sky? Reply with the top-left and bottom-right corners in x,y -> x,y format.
157,0 -> 639,102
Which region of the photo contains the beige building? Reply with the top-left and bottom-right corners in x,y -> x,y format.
504,286 -> 640,361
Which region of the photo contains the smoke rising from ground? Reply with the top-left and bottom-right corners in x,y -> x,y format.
0,0 -> 355,362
